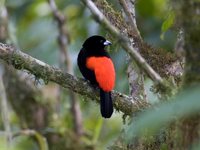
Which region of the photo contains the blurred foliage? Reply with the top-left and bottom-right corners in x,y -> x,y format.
125,87 -> 200,142
0,135 -> 38,150
160,11 -> 175,40
0,0 -> 184,149
136,0 -> 176,51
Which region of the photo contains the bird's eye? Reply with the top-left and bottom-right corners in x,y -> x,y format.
100,40 -> 104,43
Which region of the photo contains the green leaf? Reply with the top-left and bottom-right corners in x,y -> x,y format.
125,87 -> 200,143
34,131 -> 49,150
160,11 -> 175,40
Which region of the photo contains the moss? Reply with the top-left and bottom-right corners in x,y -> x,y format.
95,0 -> 125,30
139,42 -> 180,97
140,42 -> 178,79
10,52 -> 51,85
11,54 -> 25,70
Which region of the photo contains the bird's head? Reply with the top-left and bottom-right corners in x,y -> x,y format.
82,35 -> 111,52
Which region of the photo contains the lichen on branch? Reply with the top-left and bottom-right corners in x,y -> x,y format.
0,42 -> 149,116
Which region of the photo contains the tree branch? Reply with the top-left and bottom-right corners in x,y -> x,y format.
118,0 -> 147,100
81,0 -> 164,86
0,43 -> 149,115
119,0 -> 140,38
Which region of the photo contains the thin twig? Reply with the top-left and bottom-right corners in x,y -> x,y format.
81,0 -> 165,86
48,0 -> 83,136
0,43 -> 149,116
0,67 -> 12,146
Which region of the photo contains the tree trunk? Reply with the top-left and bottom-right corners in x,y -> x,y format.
172,0 -> 200,148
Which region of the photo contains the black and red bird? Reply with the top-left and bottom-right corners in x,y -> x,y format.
77,35 -> 115,118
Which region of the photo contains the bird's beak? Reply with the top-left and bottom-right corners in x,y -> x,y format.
103,40 -> 112,46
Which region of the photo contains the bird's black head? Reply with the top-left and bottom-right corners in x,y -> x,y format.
82,35 -> 111,52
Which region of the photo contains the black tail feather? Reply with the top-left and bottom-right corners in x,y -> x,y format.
100,89 -> 113,118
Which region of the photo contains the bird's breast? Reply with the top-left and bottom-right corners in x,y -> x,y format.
86,56 -> 115,92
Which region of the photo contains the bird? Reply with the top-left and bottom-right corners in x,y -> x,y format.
77,35 -> 115,118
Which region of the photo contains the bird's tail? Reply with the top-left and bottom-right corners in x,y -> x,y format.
100,89 -> 113,118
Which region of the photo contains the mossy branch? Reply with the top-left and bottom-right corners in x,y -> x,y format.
81,0 -> 166,87
0,43 -> 149,115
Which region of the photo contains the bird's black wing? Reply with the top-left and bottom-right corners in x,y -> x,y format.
77,48 -> 98,85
